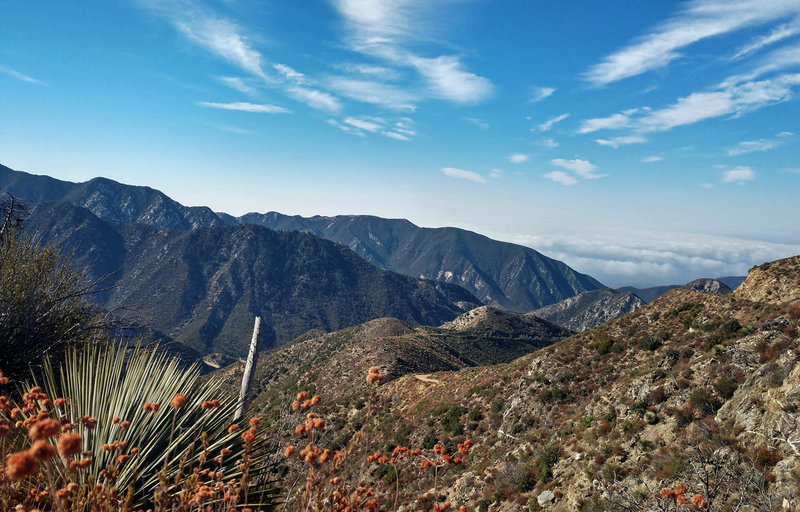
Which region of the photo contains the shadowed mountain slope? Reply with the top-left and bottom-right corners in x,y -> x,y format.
23,201 -> 480,357
1,164 -> 606,311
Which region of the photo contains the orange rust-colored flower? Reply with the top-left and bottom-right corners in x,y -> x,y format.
310,394 -> 321,405
285,445 -> 296,457
227,424 -> 240,434
249,417 -> 260,427
241,427 -> 256,444
80,416 -> 98,429
692,494 -> 707,508
294,424 -> 306,435
5,450 -> 38,480
143,402 -> 159,412
674,483 -> 687,495
119,420 -> 130,430
291,400 -> 301,411
29,418 -> 61,440
296,391 -> 309,401
117,455 -> 131,464
170,393 -> 187,409
676,494 -> 689,505
29,440 -> 57,461
366,366 -> 384,384
201,399 -> 220,409
660,488 -> 675,498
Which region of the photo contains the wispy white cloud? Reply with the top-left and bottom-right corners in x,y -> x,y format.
217,76 -> 256,95
595,135 -> 647,148
0,64 -> 44,85
640,74 -> 800,132
577,112 -> 634,134
287,87 -> 342,112
732,19 -> 800,59
489,168 -> 502,178
216,124 -> 256,135
722,166 -> 756,182
409,56 -> 492,103
327,118 -> 365,136
727,138 -> 780,155
344,116 -> 383,132
337,62 -> 402,80
701,182 -> 715,189
197,101 -> 289,113
537,113 -> 569,131
543,171 -> 578,186
170,12 -> 266,79
537,137 -> 559,148
331,115 -> 416,140
579,73 -> 800,136
508,154 -> 529,164
550,158 -> 606,179
465,117 -> 489,130
327,77 -> 417,111
442,167 -> 486,183
723,42 -> 800,86
332,0 -> 493,105
643,155 -> 663,162
273,63 -> 307,84
383,131 -> 410,141
529,87 -> 556,103
584,0 -> 800,85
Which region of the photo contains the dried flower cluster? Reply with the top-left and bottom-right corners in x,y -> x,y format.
1,369 -> 270,512
659,483 -> 707,508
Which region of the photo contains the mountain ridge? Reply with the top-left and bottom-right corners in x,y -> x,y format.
23,200 -> 481,356
1,163 -> 606,311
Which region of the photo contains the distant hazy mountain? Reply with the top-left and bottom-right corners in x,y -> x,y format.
24,201 -> 480,357
617,276 -> 743,303
1,164 -> 606,311
528,289 -> 645,331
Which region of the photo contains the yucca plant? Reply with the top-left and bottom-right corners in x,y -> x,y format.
24,342 -> 280,509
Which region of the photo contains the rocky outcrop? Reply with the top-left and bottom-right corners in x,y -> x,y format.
528,289 -> 644,331
680,278 -> 732,295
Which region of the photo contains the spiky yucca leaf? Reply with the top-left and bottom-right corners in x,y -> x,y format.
34,342 -> 279,507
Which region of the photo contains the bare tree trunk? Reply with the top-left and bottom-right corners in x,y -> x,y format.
235,316 -> 261,422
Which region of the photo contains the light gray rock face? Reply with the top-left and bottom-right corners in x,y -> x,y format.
537,490 -> 555,506
528,289 -> 645,331
680,278 -> 732,295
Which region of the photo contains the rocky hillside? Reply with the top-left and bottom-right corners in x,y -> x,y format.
249,255 -> 800,511
24,201 -> 480,356
215,308 -> 570,416
618,276 -> 744,303
1,164 -> 606,311
528,289 -> 645,331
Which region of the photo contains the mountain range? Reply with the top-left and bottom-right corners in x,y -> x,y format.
23,200 -> 482,356
0,163 -> 605,313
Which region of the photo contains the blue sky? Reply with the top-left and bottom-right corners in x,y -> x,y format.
1,0 -> 799,287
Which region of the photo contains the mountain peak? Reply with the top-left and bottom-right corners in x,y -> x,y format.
734,255 -> 800,304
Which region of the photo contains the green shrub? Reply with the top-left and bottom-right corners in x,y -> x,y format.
639,334 -> 661,351
689,389 -> 721,415
714,376 -> 738,399
0,209 -> 108,381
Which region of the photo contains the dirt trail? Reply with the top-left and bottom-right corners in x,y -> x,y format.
414,374 -> 440,384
